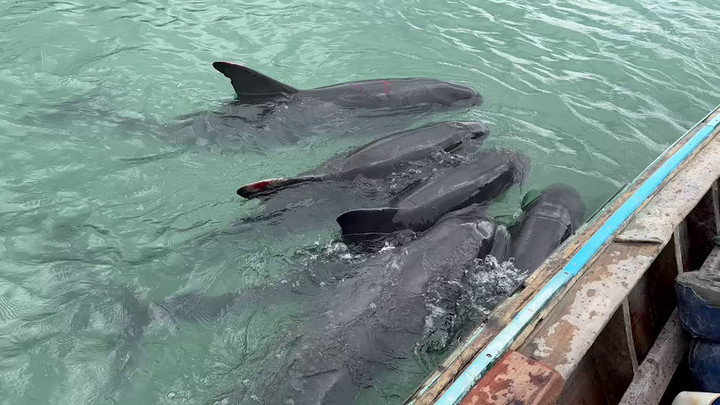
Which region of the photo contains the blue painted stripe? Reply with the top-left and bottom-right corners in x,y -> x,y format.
435,111 -> 720,405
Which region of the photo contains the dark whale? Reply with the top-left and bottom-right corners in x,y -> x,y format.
230,205 -> 497,405
237,121 -> 490,199
170,63 -> 482,148
506,184 -> 586,272
37,63 -> 482,151
336,150 -> 526,243
213,62 -> 481,110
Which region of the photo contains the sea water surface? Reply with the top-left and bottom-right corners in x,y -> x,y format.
1,0 -> 720,403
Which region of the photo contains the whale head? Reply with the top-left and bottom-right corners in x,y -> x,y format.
428,81 -> 482,107
453,121 -> 490,139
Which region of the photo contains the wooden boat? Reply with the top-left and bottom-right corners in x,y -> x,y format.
405,105 -> 720,405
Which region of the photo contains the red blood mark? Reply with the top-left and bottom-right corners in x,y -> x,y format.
382,80 -> 390,95
249,179 -> 274,191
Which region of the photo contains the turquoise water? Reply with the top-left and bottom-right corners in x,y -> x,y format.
1,0 -> 720,403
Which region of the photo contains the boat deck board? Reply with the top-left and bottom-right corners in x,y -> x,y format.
518,122 -> 720,379
618,310 -> 688,405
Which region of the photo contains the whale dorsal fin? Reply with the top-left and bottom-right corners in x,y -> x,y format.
213,62 -> 297,99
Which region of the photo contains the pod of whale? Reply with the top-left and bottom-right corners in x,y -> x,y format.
83,61 -> 590,404
212,61 -> 588,404
217,184 -> 585,404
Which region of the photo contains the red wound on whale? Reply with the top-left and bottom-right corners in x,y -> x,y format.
237,176 -> 325,199
250,180 -> 274,190
237,179 -> 279,198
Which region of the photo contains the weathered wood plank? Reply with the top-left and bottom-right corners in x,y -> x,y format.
673,221 -> 690,274
592,304 -> 638,403
712,181 -> 720,235
618,131 -> 720,245
555,350 -> 607,405
618,310 -> 688,405
622,298 -> 639,373
405,109 -> 720,405
518,242 -> 661,379
627,241 -> 679,363
517,123 -> 720,379
556,352 -> 608,405
459,351 -> 563,405
686,190 -> 719,270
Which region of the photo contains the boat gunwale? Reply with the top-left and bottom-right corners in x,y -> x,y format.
406,104 -> 720,405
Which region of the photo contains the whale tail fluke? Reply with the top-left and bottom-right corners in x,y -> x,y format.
213,62 -> 298,100
237,175 -> 327,199
336,208 -> 401,242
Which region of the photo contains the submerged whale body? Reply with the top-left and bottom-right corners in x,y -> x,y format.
195,185 -> 586,404
200,185 -> 586,404
48,281 -> 237,399
228,205 -> 497,405
237,121 -> 490,198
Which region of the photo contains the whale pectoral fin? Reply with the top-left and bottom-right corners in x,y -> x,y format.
213,62 -> 298,99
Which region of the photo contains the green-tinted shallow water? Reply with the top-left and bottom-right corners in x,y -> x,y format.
1,0 -> 720,403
